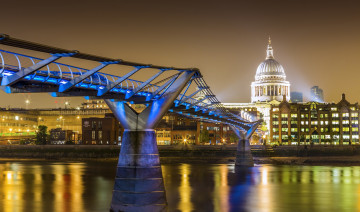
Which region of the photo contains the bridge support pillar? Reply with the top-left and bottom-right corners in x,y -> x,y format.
106,70 -> 195,212
230,121 -> 261,167
235,138 -> 254,167
110,130 -> 166,212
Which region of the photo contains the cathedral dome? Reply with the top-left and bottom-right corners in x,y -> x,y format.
251,37 -> 290,103
255,38 -> 286,81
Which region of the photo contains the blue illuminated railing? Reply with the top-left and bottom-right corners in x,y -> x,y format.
0,48 -> 256,131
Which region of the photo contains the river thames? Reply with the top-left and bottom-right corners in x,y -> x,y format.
0,160 -> 359,212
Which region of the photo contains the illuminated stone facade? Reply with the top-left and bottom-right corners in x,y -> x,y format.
270,94 -> 359,145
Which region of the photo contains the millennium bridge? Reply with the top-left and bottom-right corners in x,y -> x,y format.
0,34 -> 261,212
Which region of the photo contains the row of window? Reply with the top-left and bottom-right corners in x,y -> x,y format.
273,107 -> 358,112
273,127 -> 359,133
273,120 -> 359,126
273,112 -> 359,119
273,134 -> 360,140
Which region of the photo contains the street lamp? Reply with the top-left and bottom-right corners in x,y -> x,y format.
25,99 -> 30,109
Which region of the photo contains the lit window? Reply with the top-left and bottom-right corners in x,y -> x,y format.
92,131 -> 96,139
282,121 -> 288,125
273,108 -> 279,112
342,120 -> 349,124
311,121 -> 318,125
352,120 -> 359,124
291,114 -> 297,118
343,127 -> 350,132
301,128 -> 305,132
273,114 -> 279,118
273,128 -> 279,132
352,135 -> 359,139
282,128 -> 288,132
352,128 -> 358,131
281,114 -> 288,118
331,107 -> 337,111
343,135 -> 350,139
325,121 -> 329,125
320,121 -> 324,125
325,135 -> 331,139
351,113 -> 358,117
332,121 -> 339,125
305,128 -> 309,132
291,128 -> 297,132
325,114 -> 328,118
332,128 -> 339,132
321,128 -> 324,132
301,114 -> 305,118
301,121 -> 305,125
291,121 -> 297,124
273,121 -> 279,125
15,116 -> 19,120
332,113 -> 339,117
343,113 -> 349,117
305,121 -> 309,125
320,114 -> 324,118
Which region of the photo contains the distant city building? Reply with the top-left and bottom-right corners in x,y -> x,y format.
49,128 -> 79,144
82,114 -> 121,145
251,37 -> 290,102
270,94 -> 359,145
310,86 -> 324,102
290,92 -> 303,103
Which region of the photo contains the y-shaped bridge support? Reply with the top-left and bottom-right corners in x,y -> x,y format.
106,71 -> 195,212
231,121 -> 261,167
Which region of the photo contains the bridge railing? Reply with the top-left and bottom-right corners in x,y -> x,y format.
0,36 -> 258,132
0,49 -> 219,109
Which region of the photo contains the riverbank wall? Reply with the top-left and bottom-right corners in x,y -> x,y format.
1,145 -> 360,160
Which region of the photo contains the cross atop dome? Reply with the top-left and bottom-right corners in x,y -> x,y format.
266,36 -> 274,59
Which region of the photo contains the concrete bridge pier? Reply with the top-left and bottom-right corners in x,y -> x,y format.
231,122 -> 261,167
106,71 -> 195,212
110,129 -> 166,212
235,138 -> 254,167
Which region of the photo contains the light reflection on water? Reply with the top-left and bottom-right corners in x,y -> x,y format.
1,161 -> 360,212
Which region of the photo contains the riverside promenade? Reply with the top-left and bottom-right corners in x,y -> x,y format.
1,145 -> 360,165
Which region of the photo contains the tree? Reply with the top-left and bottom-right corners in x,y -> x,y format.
251,133 -> 261,144
36,125 -> 48,145
229,133 -> 238,144
199,129 -> 210,144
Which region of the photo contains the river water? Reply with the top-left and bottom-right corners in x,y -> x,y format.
0,160 -> 359,212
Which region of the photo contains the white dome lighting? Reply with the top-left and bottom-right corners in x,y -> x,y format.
251,37 -> 290,102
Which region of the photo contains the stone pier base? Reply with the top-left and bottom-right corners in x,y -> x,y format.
235,139 -> 254,167
110,130 -> 167,212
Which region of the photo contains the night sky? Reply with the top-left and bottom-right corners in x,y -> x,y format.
1,0 -> 360,108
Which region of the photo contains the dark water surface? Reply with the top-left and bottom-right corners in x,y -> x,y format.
0,160 -> 360,212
